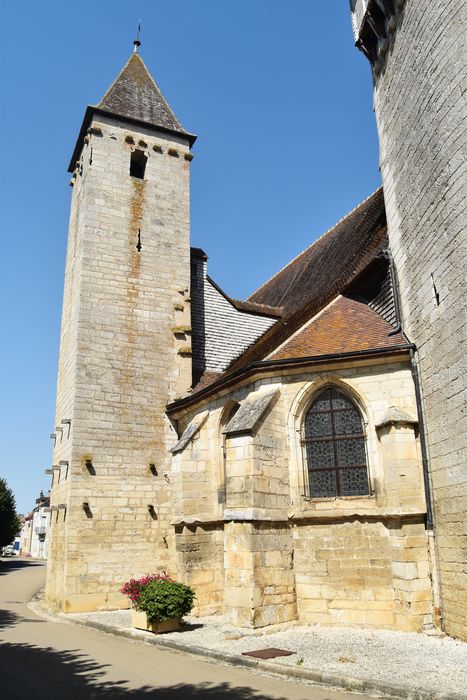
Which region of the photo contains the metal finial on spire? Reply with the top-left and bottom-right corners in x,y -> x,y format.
133,19 -> 141,53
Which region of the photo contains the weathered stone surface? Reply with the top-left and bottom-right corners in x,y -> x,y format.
372,0 -> 467,641
46,110 -> 193,612
376,406 -> 417,429
224,389 -> 278,436
171,411 -> 209,454
173,360 -> 434,631
47,29 -> 459,636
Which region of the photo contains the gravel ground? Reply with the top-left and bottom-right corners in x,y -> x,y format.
68,610 -> 467,697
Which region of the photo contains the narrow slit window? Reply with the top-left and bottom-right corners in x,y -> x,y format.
130,149 -> 147,179
431,273 -> 440,306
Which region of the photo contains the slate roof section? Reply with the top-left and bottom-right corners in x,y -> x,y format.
223,389 -> 279,435
225,187 -> 388,373
171,411 -> 209,454
190,247 -> 280,389
344,254 -> 397,327
249,188 -> 386,315
206,276 -> 282,318
268,295 -> 406,361
68,53 -> 196,171
168,187 -> 412,412
98,54 -> 189,136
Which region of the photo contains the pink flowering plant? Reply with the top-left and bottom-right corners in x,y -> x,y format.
121,573 -> 195,622
120,573 -> 172,604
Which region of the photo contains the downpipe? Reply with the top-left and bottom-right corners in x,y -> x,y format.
410,347 -> 444,631
384,245 -> 443,629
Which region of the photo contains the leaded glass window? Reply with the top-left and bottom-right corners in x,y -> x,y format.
303,387 -> 369,498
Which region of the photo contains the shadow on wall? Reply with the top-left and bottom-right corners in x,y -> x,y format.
0,642 -> 294,700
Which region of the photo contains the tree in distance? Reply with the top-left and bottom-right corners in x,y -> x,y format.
0,478 -> 20,548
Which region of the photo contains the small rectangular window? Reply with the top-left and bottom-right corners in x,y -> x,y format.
130,149 -> 147,179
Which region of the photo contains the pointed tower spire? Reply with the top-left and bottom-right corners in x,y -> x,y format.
68,49 -> 196,171
97,53 -> 186,134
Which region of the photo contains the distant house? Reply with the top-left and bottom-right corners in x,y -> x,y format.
20,492 -> 50,559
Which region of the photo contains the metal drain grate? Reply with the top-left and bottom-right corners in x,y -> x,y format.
242,647 -> 295,660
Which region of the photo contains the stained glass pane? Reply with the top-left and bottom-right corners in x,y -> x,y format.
304,387 -> 369,499
304,411 -> 332,437
309,469 -> 337,498
334,409 -> 362,436
336,438 -> 366,466
311,389 -> 331,412
306,440 -> 334,469
331,391 -> 353,409
339,467 -> 369,496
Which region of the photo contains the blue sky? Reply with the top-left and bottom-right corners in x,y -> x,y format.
0,1 -> 380,514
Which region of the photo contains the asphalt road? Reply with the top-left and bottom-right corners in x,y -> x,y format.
0,558 -> 364,699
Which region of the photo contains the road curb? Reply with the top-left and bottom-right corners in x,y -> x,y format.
32,602 -> 463,700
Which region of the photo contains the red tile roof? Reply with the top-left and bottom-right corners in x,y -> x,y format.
225,188 -> 388,373
172,188 -> 411,407
191,370 -> 222,392
269,295 -> 406,360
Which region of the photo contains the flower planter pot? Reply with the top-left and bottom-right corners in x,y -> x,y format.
131,608 -> 182,633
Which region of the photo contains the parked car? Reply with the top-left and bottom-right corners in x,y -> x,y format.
1,545 -> 15,556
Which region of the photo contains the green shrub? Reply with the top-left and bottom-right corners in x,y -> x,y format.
136,579 -> 195,622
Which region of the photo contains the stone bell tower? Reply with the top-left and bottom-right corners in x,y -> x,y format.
45,45 -> 196,612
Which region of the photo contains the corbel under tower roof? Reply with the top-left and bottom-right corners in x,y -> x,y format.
68,51 -> 196,172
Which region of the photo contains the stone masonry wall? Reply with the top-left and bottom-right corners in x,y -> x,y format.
46,114 -> 193,612
293,518 -> 430,630
372,0 -> 467,639
174,523 -> 224,617
46,155 -> 84,606
171,357 -> 434,631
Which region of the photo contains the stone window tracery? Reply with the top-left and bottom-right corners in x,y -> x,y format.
303,386 -> 370,499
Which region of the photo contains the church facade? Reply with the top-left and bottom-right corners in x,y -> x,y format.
45,1 -> 466,640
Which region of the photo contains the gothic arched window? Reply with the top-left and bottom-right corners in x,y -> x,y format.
303,387 -> 369,499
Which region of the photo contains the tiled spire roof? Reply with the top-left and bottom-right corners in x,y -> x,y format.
68,52 -> 196,172
98,53 -> 188,135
